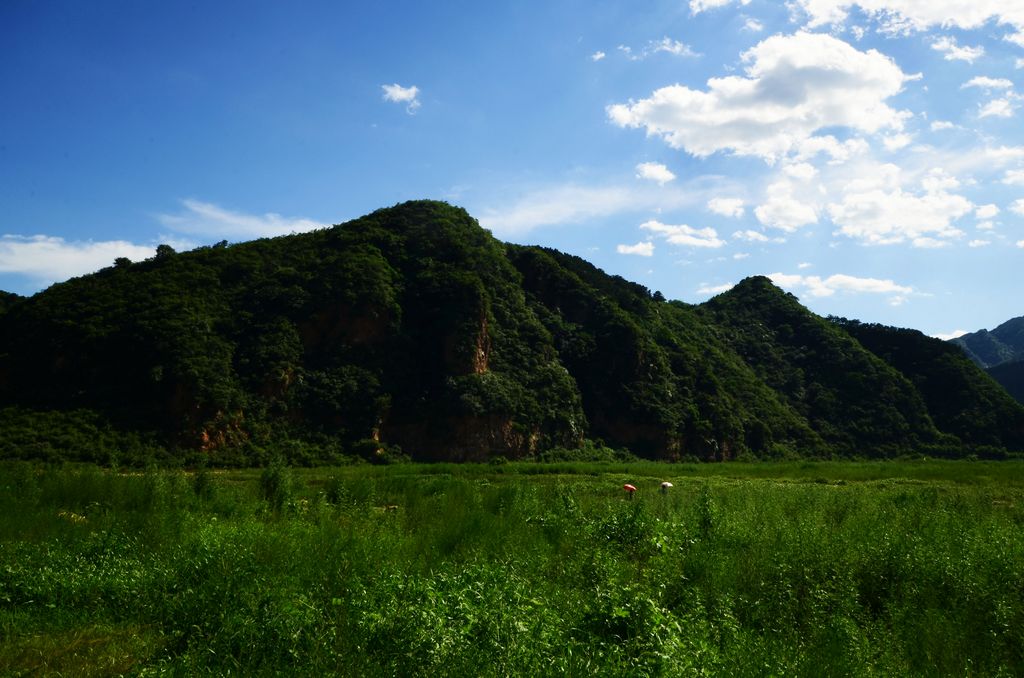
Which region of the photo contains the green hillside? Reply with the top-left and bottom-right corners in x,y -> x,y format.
988,361 -> 1024,405
0,200 -> 1019,464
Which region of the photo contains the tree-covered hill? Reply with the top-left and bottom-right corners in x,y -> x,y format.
951,316 -> 1024,368
835,319 -> 1024,451
0,200 -> 1020,464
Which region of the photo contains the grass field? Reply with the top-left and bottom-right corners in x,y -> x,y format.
2,459 -> 1023,676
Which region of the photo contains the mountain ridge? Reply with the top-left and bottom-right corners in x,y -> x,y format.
1,200 -> 1020,464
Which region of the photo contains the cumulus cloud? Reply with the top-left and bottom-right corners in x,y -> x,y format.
696,282 -> 736,295
1018,240 -> 1024,248
976,221 -> 995,230
1011,199 -> 1024,215
157,199 -> 326,239
755,182 -> 818,232
0,235 -> 157,284
827,168 -> 972,245
798,262 -> 813,269
975,204 -> 1000,219
591,51 -> 606,61
635,162 -> 677,185
930,120 -> 955,131
744,18 -> 764,31
641,220 -> 726,248
381,83 -> 421,113
882,133 -> 914,151
969,239 -> 991,247
979,98 -> 1016,118
733,252 -> 750,259
707,197 -> 745,217
782,162 -> 818,180
931,36 -> 984,63
617,241 -> 655,256
607,32 -> 911,162
769,271 -> 913,299
1003,170 -> 1024,185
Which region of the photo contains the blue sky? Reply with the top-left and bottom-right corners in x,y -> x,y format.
2,0 -> 1023,338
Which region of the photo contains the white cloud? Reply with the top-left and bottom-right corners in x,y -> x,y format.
1003,169 -> 1024,185
641,220 -> 726,248
689,0 -> 749,13
733,252 -> 750,259
827,168 -> 972,245
0,235 -> 156,283
707,197 -> 745,217
969,239 -> 991,247
962,76 -> 1014,90
1011,199 -> 1024,215
792,2 -> 1024,35
635,162 -> 677,185
1017,58 -> 1024,69
782,162 -> 818,180
608,32 -> 911,162
768,271 -> 913,298
381,83 -> 421,113
975,204 -> 1000,219
934,329 -> 968,340
618,37 -> 700,61
733,229 -> 771,242
912,236 -> 950,248
477,183 -> 700,234
977,220 -> 995,230
930,120 -> 955,131
696,282 -> 736,295
1018,240 -> 1024,248
755,182 -> 818,232
882,133 -> 913,151
617,241 -> 655,256
979,98 -> 1016,118
591,51 -> 606,61
648,37 -> 700,57
744,18 -> 764,31
157,199 -> 325,239
798,262 -> 813,269
931,36 -> 984,63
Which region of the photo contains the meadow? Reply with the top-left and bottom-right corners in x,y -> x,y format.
2,459 -> 1023,676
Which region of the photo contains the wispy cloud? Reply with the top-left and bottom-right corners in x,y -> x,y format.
157,199 -> 326,239
769,272 -> 914,300
0,235 -> 156,284
641,220 -> 725,248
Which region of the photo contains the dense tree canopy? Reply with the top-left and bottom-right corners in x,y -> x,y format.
0,201 -> 1020,464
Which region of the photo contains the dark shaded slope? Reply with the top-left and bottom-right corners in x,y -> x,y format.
952,316 -> 1024,368
988,360 -> 1024,405
508,248 -> 824,459
837,320 -> 1024,452
701,277 -> 945,456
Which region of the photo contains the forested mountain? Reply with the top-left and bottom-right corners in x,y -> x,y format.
951,317 -> 1024,368
0,200 -> 1021,464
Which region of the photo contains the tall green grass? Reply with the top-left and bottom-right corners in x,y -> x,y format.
1,461 -> 1023,675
